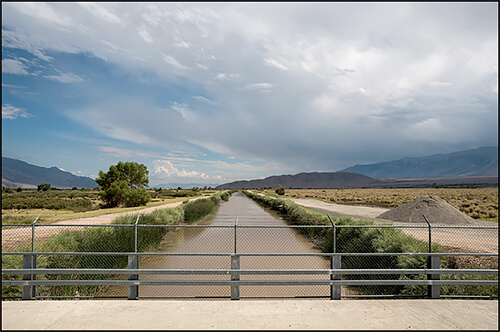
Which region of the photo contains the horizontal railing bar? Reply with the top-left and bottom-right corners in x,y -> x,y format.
2,252 -> 497,257
3,268 -> 497,275
2,223 -> 497,229
3,279 -> 497,287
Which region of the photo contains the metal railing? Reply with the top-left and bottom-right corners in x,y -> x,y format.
2,214 -> 498,301
2,252 -> 498,300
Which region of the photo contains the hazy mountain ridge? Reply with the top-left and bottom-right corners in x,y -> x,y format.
2,157 -> 97,189
216,172 -> 379,189
340,146 -> 498,179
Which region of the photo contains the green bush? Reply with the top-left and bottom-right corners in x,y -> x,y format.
184,198 -> 216,223
275,185 -> 285,195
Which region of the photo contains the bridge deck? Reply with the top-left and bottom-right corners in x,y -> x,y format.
2,299 -> 498,330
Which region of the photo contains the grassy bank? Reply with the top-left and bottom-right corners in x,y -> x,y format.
2,191 -> 232,300
242,191 -> 497,297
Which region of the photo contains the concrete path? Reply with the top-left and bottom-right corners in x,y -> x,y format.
2,300 -> 498,330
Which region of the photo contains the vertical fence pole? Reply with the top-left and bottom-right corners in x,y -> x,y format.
234,215 -> 238,254
231,254 -> 240,300
22,254 -> 35,300
31,212 -> 41,253
327,215 -> 336,254
327,215 -> 341,299
330,255 -> 342,300
134,212 -> 141,253
128,254 -> 139,300
423,214 -> 432,254
26,212 -> 41,300
427,254 -> 441,299
423,215 -> 440,299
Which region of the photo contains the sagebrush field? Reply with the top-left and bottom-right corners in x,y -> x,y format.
259,187 -> 498,222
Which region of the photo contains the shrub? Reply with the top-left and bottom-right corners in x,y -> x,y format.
275,185 -> 285,195
37,183 -> 51,191
183,198 -> 216,223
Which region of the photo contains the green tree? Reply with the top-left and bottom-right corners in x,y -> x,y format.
96,161 -> 151,207
37,183 -> 51,191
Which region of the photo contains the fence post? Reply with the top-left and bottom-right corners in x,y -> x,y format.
128,254 -> 139,300
22,254 -> 36,300
327,215 -> 341,300
231,254 -> 240,300
24,212 -> 41,300
327,215 -> 336,254
234,215 -> 238,254
423,214 -> 432,254
331,254 -> 341,300
423,214 -> 440,298
427,254 -> 441,299
134,212 -> 141,253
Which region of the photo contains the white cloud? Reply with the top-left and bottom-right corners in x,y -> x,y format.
2,104 -> 32,119
192,96 -> 219,106
244,83 -> 274,90
214,73 -> 241,81
171,102 -> 195,121
163,55 -> 191,70
2,59 -> 30,75
264,57 -> 289,71
152,160 -> 214,180
77,2 -> 124,25
2,2 -> 497,174
45,72 -> 86,83
137,26 -> 154,43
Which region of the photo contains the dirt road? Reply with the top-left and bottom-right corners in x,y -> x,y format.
2,196 -> 206,250
288,197 -> 498,253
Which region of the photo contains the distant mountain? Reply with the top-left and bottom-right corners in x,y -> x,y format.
340,146 -> 498,179
216,172 -> 379,190
154,183 -> 220,189
2,157 -> 97,189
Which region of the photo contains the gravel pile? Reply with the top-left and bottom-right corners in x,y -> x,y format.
377,195 -> 476,225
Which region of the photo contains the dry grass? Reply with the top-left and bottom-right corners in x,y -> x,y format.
259,187 -> 498,222
1,191 -> 213,224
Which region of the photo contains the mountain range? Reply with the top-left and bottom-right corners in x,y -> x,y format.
340,146 -> 498,178
2,157 -> 97,189
216,172 -> 378,190
2,146 -> 498,190
216,146 -> 498,189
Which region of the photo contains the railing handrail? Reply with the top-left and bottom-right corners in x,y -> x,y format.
3,268 -> 497,275
2,251 -> 497,257
3,223 -> 498,229
3,279 -> 498,287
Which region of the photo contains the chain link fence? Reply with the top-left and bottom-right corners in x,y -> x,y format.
2,217 -> 498,300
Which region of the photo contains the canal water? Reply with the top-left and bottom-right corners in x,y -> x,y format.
138,192 -> 330,300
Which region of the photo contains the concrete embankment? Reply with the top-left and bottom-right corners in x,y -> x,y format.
2,300 -> 498,330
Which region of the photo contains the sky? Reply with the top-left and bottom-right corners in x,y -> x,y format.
2,2 -> 498,188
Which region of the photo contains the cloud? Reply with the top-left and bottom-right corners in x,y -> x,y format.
2,104 -> 32,119
264,57 -> 289,71
244,83 -> 274,91
192,96 -> 219,106
77,2 -> 124,25
152,159 -> 222,182
2,59 -> 30,75
97,146 -> 161,159
2,2 -> 498,175
163,55 -> 191,70
44,72 -> 86,83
